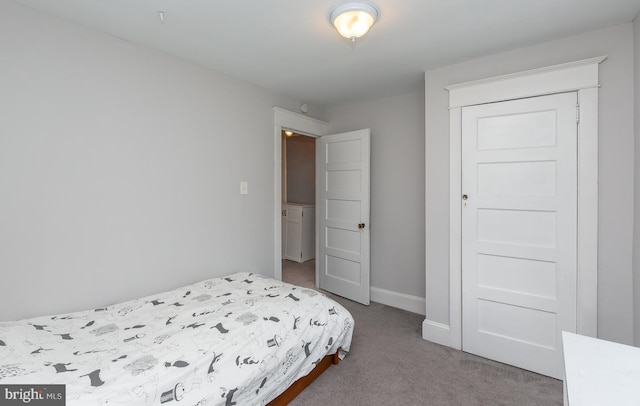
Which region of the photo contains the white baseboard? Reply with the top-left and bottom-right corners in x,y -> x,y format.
422,318 -> 451,347
370,286 -> 425,315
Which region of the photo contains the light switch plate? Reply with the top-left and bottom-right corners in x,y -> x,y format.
240,181 -> 248,195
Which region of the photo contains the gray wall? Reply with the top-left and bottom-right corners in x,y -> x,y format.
325,91 -> 426,299
0,1 -> 320,321
634,13 -> 640,347
425,23 -> 636,345
285,135 -> 315,204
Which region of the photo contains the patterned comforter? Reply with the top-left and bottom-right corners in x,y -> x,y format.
0,272 -> 354,405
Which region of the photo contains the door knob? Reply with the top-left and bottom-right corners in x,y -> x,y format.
462,194 -> 468,200
358,223 -> 366,229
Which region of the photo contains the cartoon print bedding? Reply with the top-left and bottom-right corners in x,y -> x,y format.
0,272 -> 354,405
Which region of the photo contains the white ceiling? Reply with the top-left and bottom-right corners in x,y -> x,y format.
14,0 -> 640,106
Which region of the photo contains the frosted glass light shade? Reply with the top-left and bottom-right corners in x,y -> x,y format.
330,3 -> 378,41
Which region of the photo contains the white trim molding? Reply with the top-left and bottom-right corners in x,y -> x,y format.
446,56 -> 606,108
423,56 -> 604,349
447,107 -> 463,350
422,319 -> 451,347
371,287 -> 426,316
272,107 -> 328,281
273,107 -> 329,137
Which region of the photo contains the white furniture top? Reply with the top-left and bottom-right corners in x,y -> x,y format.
283,202 -> 315,208
563,331 -> 640,406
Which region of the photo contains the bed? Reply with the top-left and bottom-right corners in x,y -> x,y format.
0,272 -> 354,405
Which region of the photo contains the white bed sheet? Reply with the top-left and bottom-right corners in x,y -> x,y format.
0,272 -> 354,405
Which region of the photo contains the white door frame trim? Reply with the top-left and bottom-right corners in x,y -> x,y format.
426,56 -> 605,349
272,107 -> 329,281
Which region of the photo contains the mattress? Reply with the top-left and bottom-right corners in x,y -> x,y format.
0,272 -> 354,405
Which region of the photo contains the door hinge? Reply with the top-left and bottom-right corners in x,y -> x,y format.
576,104 -> 580,124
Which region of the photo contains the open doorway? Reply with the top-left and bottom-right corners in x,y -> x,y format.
273,108 -> 371,304
272,107 -> 327,283
281,130 -> 316,289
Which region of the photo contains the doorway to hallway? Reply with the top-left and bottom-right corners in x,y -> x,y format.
282,259 -> 316,289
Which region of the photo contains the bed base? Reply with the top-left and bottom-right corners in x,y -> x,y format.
267,351 -> 340,405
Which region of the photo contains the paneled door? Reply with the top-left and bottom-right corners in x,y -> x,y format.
317,129 -> 370,305
461,92 -> 577,379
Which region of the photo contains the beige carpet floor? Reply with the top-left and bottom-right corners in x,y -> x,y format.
282,259 -> 563,406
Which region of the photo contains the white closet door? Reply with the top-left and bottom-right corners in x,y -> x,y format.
461,92 -> 577,379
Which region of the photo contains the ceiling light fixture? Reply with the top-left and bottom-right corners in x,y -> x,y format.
284,130 -> 294,137
330,2 -> 379,42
